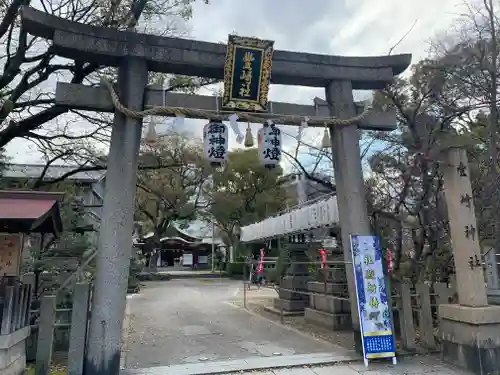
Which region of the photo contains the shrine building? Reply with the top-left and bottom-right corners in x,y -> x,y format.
133,225 -> 222,268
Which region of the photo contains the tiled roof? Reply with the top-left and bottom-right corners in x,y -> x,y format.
3,164 -> 106,182
0,190 -> 63,233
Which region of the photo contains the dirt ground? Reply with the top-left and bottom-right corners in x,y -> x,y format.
229,286 -> 356,351
230,285 -> 439,355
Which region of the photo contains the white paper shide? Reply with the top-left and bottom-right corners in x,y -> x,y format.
240,195 -> 339,242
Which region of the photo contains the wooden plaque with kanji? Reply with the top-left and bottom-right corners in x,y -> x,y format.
0,234 -> 23,276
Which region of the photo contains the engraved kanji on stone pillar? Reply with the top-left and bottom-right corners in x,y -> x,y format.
442,147 -> 487,307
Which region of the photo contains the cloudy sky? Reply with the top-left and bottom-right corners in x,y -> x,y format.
6,0 -> 472,168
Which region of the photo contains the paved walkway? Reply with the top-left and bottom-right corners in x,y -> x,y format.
123,279 -> 353,368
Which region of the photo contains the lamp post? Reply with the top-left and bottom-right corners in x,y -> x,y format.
211,221 -> 215,272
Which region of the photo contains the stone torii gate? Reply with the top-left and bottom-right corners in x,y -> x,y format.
20,6 -> 411,374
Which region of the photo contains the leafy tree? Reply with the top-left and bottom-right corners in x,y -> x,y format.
22,184 -> 95,299
0,148 -> 8,186
361,0 -> 500,281
207,149 -> 287,255
276,9 -> 498,282
135,130 -> 210,270
0,0 -> 213,179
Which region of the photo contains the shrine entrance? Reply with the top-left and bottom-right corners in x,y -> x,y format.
20,6 -> 412,374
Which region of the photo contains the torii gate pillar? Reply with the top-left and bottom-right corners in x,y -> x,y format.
326,80 -> 371,350
85,57 -> 148,374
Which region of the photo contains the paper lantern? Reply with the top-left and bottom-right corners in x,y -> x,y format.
203,120 -> 228,166
258,121 -> 282,168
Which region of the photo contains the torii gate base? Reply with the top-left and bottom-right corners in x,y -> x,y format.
20,6 -> 412,374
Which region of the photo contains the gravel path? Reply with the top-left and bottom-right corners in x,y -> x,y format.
123,279 -> 351,369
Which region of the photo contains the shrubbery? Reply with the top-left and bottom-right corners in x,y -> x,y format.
227,261 -> 245,275
136,272 -> 172,281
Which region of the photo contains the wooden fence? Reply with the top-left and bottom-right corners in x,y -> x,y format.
0,276 -> 32,335
254,260 -> 456,353
30,283 -> 91,375
29,268 -> 457,375
391,281 -> 455,351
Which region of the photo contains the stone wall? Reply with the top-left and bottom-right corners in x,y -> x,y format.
304,281 -> 351,330
0,327 -> 30,375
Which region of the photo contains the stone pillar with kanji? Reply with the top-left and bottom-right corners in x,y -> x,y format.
439,147 -> 500,374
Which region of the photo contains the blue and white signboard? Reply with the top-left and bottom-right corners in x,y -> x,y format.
350,234 -> 397,366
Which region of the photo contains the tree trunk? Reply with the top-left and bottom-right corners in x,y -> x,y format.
485,0 -> 500,261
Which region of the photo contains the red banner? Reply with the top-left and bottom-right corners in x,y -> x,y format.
319,248 -> 327,268
256,248 -> 264,274
387,247 -> 393,274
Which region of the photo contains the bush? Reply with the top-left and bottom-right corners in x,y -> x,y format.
227,262 -> 245,275
136,272 -> 172,281
264,268 -> 277,284
127,283 -> 140,293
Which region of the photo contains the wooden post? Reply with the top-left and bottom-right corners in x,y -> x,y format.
21,285 -> 31,328
385,275 -> 397,352
15,284 -> 25,330
36,295 -> 56,375
68,283 -> 91,375
243,261 -> 247,309
23,273 -> 35,327
24,284 -> 32,327
0,286 -> 14,334
11,283 -> 20,331
415,283 -> 436,349
398,283 -> 416,351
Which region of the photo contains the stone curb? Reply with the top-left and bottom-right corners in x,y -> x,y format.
122,353 -> 360,375
121,351 -> 443,375
120,295 -> 134,368
168,274 -> 230,279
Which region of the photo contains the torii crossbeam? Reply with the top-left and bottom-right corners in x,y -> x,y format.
55,82 -> 397,130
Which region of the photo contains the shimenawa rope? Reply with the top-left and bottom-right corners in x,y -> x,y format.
101,78 -> 372,127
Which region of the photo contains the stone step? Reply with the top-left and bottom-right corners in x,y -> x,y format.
273,297 -> 306,312
304,307 -> 352,330
310,294 -> 351,314
308,281 -> 347,295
